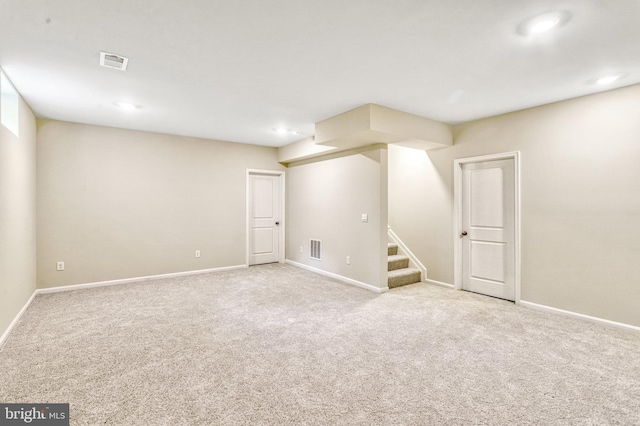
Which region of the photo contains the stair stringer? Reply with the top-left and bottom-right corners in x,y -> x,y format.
387,226 -> 427,282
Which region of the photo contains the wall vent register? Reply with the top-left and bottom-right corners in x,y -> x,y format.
310,239 -> 322,260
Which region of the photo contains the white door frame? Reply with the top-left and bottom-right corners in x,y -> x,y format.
246,169 -> 286,266
453,152 -> 521,304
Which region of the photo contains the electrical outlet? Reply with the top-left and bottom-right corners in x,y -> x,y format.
56,261 -> 64,271
195,250 -> 201,258
346,256 -> 351,265
361,214 -> 368,223
299,246 -> 303,253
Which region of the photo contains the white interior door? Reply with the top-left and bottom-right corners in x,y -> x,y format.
249,174 -> 281,265
461,159 -> 515,301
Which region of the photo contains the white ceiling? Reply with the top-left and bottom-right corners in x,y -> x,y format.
1,0 -> 639,147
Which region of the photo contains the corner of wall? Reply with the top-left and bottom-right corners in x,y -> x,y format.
0,77 -> 38,343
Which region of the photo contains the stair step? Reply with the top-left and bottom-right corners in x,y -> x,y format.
388,243 -> 398,256
388,268 -> 421,289
388,254 -> 409,271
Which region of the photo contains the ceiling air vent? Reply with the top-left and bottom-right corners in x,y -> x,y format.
99,52 -> 128,71
310,239 -> 322,261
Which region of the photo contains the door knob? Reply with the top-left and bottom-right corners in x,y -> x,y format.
461,231 -> 468,237
275,221 -> 280,225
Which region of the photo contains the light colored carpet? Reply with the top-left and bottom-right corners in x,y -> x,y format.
1,264 -> 639,425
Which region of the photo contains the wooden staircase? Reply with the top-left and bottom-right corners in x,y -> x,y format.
387,243 -> 421,289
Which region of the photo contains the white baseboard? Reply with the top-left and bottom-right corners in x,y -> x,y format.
36,264 -> 248,295
285,260 -> 388,293
424,279 -> 454,289
520,300 -> 640,334
0,291 -> 37,351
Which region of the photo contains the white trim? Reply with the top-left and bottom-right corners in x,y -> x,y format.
286,259 -> 388,293
520,300 -> 640,334
246,169 -> 286,266
453,151 -> 521,304
36,265 -> 247,295
387,226 -> 427,281
424,279 -> 454,289
0,291 -> 37,350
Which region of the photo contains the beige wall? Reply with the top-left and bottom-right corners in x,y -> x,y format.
286,147 -> 388,290
389,84 -> 640,326
388,145 -> 452,280
5,78 -> 638,336
37,120 -> 284,288
0,88 -> 37,338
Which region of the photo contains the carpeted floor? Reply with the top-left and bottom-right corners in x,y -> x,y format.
1,264 -> 639,425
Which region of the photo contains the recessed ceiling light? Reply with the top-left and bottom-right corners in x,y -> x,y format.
114,101 -> 139,111
530,17 -> 560,34
272,127 -> 300,136
589,74 -> 625,85
517,11 -> 570,36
